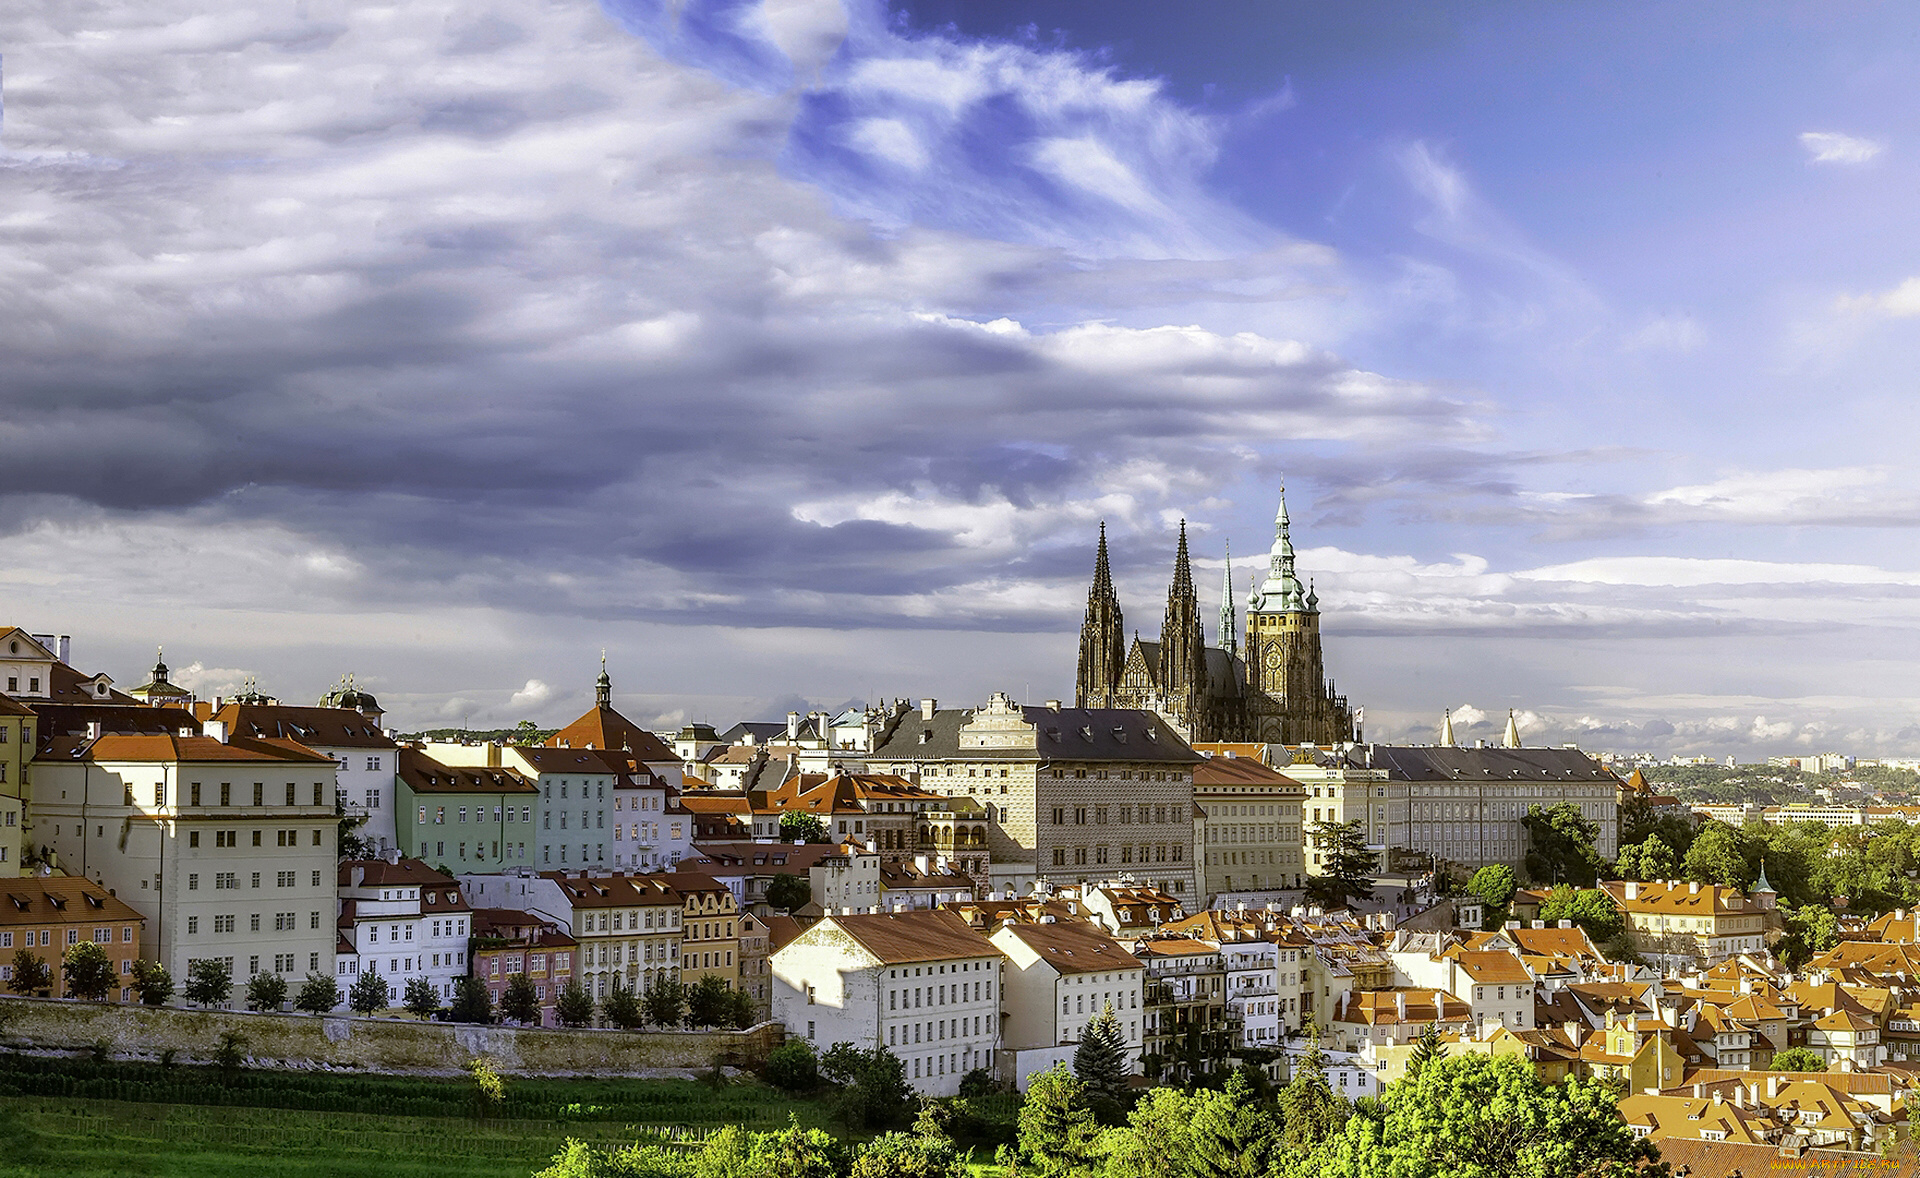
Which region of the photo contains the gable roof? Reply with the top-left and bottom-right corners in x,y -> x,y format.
802,909 -> 999,966
998,921 -> 1144,974
0,877 -> 145,927
397,748 -> 538,795
215,703 -> 396,749
871,704 -> 1201,764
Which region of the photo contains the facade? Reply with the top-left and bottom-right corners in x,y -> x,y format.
470,907 -> 578,1026
0,692 -> 31,873
1190,746 -> 1307,896
459,868 -> 684,1000
213,701 -> 399,854
1600,879 -> 1774,968
1132,934 -> 1226,1084
1392,945 -> 1536,1032
31,732 -> 338,998
771,910 -> 1003,1096
0,876 -> 145,1001
1074,490 -> 1355,746
992,919 -> 1146,1090
674,872 -> 742,996
686,840 -> 881,915
1280,754 -> 1408,875
335,859 -> 473,1007
429,742 -> 628,871
393,747 -> 539,871
869,693 -> 1203,897
0,628 -> 61,702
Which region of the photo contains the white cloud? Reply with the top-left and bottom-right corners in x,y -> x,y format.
508,678 -> 552,708
1838,276 -> 1920,319
1799,131 -> 1884,165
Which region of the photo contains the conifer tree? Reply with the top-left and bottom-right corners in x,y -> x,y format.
1073,1002 -> 1130,1103
1016,1063 -> 1102,1178
1404,1022 -> 1446,1081
1187,1068 -> 1279,1178
1277,1030 -> 1350,1154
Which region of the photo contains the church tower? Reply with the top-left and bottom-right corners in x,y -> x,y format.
1219,540 -> 1237,658
1157,520 -> 1206,731
1074,523 -> 1126,708
1244,483 -> 1352,745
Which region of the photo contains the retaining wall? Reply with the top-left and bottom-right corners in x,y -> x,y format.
0,995 -> 782,1077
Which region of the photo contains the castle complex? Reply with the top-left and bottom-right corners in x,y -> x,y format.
1074,486 -> 1355,745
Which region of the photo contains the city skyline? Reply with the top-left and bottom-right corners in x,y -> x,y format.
4,1 -> 1919,754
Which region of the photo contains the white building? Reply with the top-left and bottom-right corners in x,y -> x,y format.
213,702 -> 399,854
1390,945 -> 1535,1033
771,910 -> 1003,1096
32,731 -> 339,999
991,919 -> 1146,1091
335,859 -> 472,1006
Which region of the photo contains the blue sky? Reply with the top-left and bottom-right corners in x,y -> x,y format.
2,0 -> 1917,755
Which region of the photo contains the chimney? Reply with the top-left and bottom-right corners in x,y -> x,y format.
1689,881 -> 1701,894
787,712 -> 801,741
1046,700 -> 1061,712
1563,1020 -> 1584,1048
351,866 -> 365,887
1767,1075 -> 1784,1099
57,636 -> 70,664
1732,1084 -> 1746,1108
1396,992 -> 1406,1020
1433,992 -> 1446,1020
85,720 -> 102,741
921,698 -> 937,721
1624,881 -> 1639,901
487,742 -> 501,769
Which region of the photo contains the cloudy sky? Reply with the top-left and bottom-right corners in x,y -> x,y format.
4,1 -> 1919,756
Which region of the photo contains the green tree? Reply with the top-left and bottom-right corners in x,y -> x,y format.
1187,1068 -> 1279,1178
1405,1022 -> 1446,1081
1537,886 -> 1624,944
184,957 -> 232,1008
246,971 -> 289,1012
502,973 -> 542,1025
1623,835 -> 1677,882
603,980 -> 643,1029
1072,1002 -> 1130,1108
1682,821 -> 1756,889
8,948 -> 50,996
1306,819 -> 1375,907
1769,1046 -> 1825,1072
130,958 -> 173,1006
1466,864 -> 1516,914
767,872 -> 812,912
1330,1052 -> 1658,1178
726,987 -> 756,1029
1777,904 -> 1839,969
1102,1088 -> 1197,1178
641,973 -> 685,1029
295,971 -> 341,1014
555,977 -> 595,1027
1522,802 -> 1606,886
850,1106 -> 968,1178
1016,1062 -> 1101,1178
349,967 -> 390,1015
403,976 -> 441,1019
834,1045 -> 914,1132
1277,1034 -> 1349,1154
448,975 -> 491,1023
61,941 -> 117,1002
685,973 -> 732,1029
780,810 -> 829,843
764,1040 -> 820,1093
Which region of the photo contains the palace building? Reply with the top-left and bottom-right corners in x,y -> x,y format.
1074,485 -> 1355,745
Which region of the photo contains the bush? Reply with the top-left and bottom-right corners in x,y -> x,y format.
213,1032 -> 248,1079
764,1040 -> 819,1094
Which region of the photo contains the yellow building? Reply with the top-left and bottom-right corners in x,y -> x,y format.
1580,1009 -> 1686,1092
672,871 -> 742,995
0,692 -> 31,874
1600,878 -> 1774,967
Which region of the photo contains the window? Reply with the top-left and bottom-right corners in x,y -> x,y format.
186,918 -> 197,936
189,832 -> 200,848
367,756 -> 381,772
253,783 -> 264,806
189,874 -> 200,891
252,830 -> 262,847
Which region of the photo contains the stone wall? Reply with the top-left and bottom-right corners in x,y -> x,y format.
0,995 -> 782,1077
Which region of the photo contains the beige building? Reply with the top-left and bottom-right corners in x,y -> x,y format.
0,876 -> 146,1000
870,693 -> 1203,898
32,731 -> 339,996
672,871 -> 742,996
1278,753 -> 1406,874
1190,744 -> 1306,896
1599,879 -> 1773,968
0,692 -> 31,874
993,918 -> 1146,1090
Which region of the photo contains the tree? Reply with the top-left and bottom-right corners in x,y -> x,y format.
7,949 -> 50,996
824,1043 -> 914,1132
1186,1068 -> 1279,1178
1405,1022 -> 1446,1081
245,971 -> 289,1012
767,872 -> 812,912
780,810 -> 829,843
349,967 -> 390,1015
1770,1046 -> 1826,1072
1777,904 -> 1840,969
130,959 -> 173,1006
295,971 -> 341,1015
685,973 -> 732,1029
726,987 -> 757,1029
184,957 -> 232,1008
61,941 -> 117,1002
1277,1034 -> 1349,1154
1682,821 -> 1755,889
404,976 -> 441,1019
1620,835 -> 1677,882
1537,886 -> 1624,944
602,980 -> 643,1029
1072,1003 -> 1130,1109
451,975 -> 493,1024
501,973 -> 541,1025
555,977 -> 595,1028
765,1040 -> 820,1093
1102,1088 -> 1197,1178
640,973 -> 684,1028
1522,802 -> 1606,886
1016,1062 -> 1101,1178
1330,1052 -> 1658,1178
1466,864 -> 1516,914
1305,819 -> 1375,908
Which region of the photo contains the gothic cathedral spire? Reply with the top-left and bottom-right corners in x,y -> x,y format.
1219,540 -> 1236,658
1075,523 -> 1125,708
1158,519 -> 1206,713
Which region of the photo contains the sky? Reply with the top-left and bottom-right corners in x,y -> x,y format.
3,0 -> 1919,756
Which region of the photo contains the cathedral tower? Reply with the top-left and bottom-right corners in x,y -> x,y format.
1244,483 -> 1352,745
1157,520 -> 1206,728
1074,523 -> 1126,708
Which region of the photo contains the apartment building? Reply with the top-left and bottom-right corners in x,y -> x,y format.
993,918 -> 1146,1090
32,731 -> 338,996
428,742 -> 623,870
470,907 -> 578,1026
870,693 -> 1204,898
213,702 -> 399,853
771,909 -> 1003,1096
334,859 -> 473,1006
0,877 -> 145,1000
1189,745 -> 1307,896
0,693 -> 30,873
459,869 -> 685,1000
673,872 -> 742,995
393,747 -> 539,872
1133,934 -> 1227,1083
1599,879 -> 1774,968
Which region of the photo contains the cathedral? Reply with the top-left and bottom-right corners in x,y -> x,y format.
1075,485 -> 1355,745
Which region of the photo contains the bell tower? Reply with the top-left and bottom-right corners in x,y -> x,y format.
1075,523 -> 1126,708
